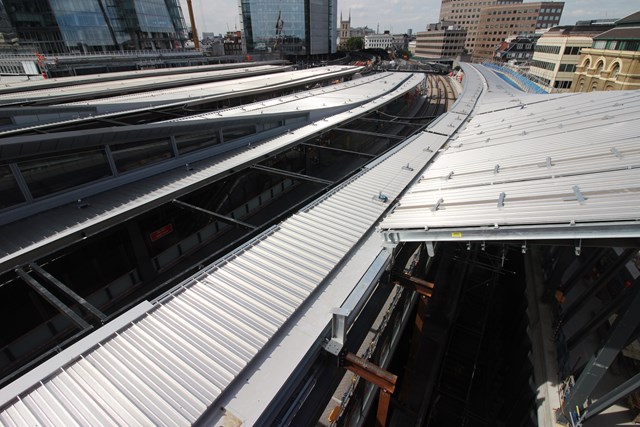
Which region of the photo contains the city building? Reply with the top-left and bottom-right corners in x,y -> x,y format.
239,0 -> 337,57
364,33 -> 393,50
415,21 -> 467,59
223,31 -> 244,56
338,11 -> 351,49
528,23 -> 615,92
2,0 -> 189,54
572,11 -> 640,92
350,26 -> 376,39
472,2 -> 564,62
494,35 -> 537,63
439,0 -> 523,55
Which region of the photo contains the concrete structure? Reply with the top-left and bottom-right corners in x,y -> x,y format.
2,0 -> 188,54
415,21 -> 467,59
239,0 -> 337,57
572,11 -> 640,92
472,2 -> 564,62
528,24 -> 614,93
364,34 -> 393,50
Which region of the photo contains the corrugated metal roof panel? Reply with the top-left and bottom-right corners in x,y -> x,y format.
0,108 -> 450,425
380,64 -> 640,242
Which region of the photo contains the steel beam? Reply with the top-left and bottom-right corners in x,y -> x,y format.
15,268 -> 91,330
30,263 -> 107,323
342,352 -> 397,394
391,271 -> 434,298
566,279 -> 638,350
582,371 -> 640,422
376,388 -> 392,427
299,142 -> 375,157
557,248 -> 607,297
560,248 -> 637,324
251,164 -> 334,185
563,284 -> 640,418
172,199 -> 256,230
355,117 -> 429,127
332,127 -> 406,140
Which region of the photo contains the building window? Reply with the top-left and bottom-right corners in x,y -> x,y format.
595,61 -> 604,75
583,58 -> 591,69
610,63 -> 620,79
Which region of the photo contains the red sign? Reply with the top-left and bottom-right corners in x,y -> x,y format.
149,224 -> 173,242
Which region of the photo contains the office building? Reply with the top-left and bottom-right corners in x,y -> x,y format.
438,0 -> 564,60
364,33 -> 393,50
439,0 -> 523,54
528,23 -> 614,92
239,0 -> 337,57
572,11 -> 640,92
415,21 -> 467,59
1,0 -> 188,54
472,2 -> 564,62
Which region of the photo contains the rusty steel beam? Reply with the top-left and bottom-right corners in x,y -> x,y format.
391,271 -> 434,298
342,352 -> 397,394
376,388 -> 392,427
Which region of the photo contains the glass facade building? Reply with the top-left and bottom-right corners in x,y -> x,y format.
240,0 -> 336,56
2,0 -> 188,54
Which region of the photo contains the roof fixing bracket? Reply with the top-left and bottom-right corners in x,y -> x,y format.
402,163 -> 414,171
481,241 -> 486,251
498,192 -> 506,208
572,185 -> 587,204
522,241 -> 527,254
431,198 -> 443,212
545,157 -> 553,168
611,147 -> 623,159
575,239 -> 582,256
494,164 -> 500,174
423,146 -> 432,153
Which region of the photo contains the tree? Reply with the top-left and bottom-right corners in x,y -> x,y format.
400,48 -> 412,60
345,37 -> 364,51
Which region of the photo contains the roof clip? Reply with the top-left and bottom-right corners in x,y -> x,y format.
481,241 -> 486,251
521,241 -> 527,254
431,198 -> 443,212
494,164 -> 500,174
539,156 -> 554,168
445,171 -> 454,180
572,185 -> 587,204
467,242 -> 471,251
498,192 -> 506,208
611,147 -> 623,159
402,163 -> 414,171
378,192 -> 388,203
423,146 -> 433,153
575,239 -> 582,256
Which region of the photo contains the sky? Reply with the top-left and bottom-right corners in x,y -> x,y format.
179,0 -> 639,36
